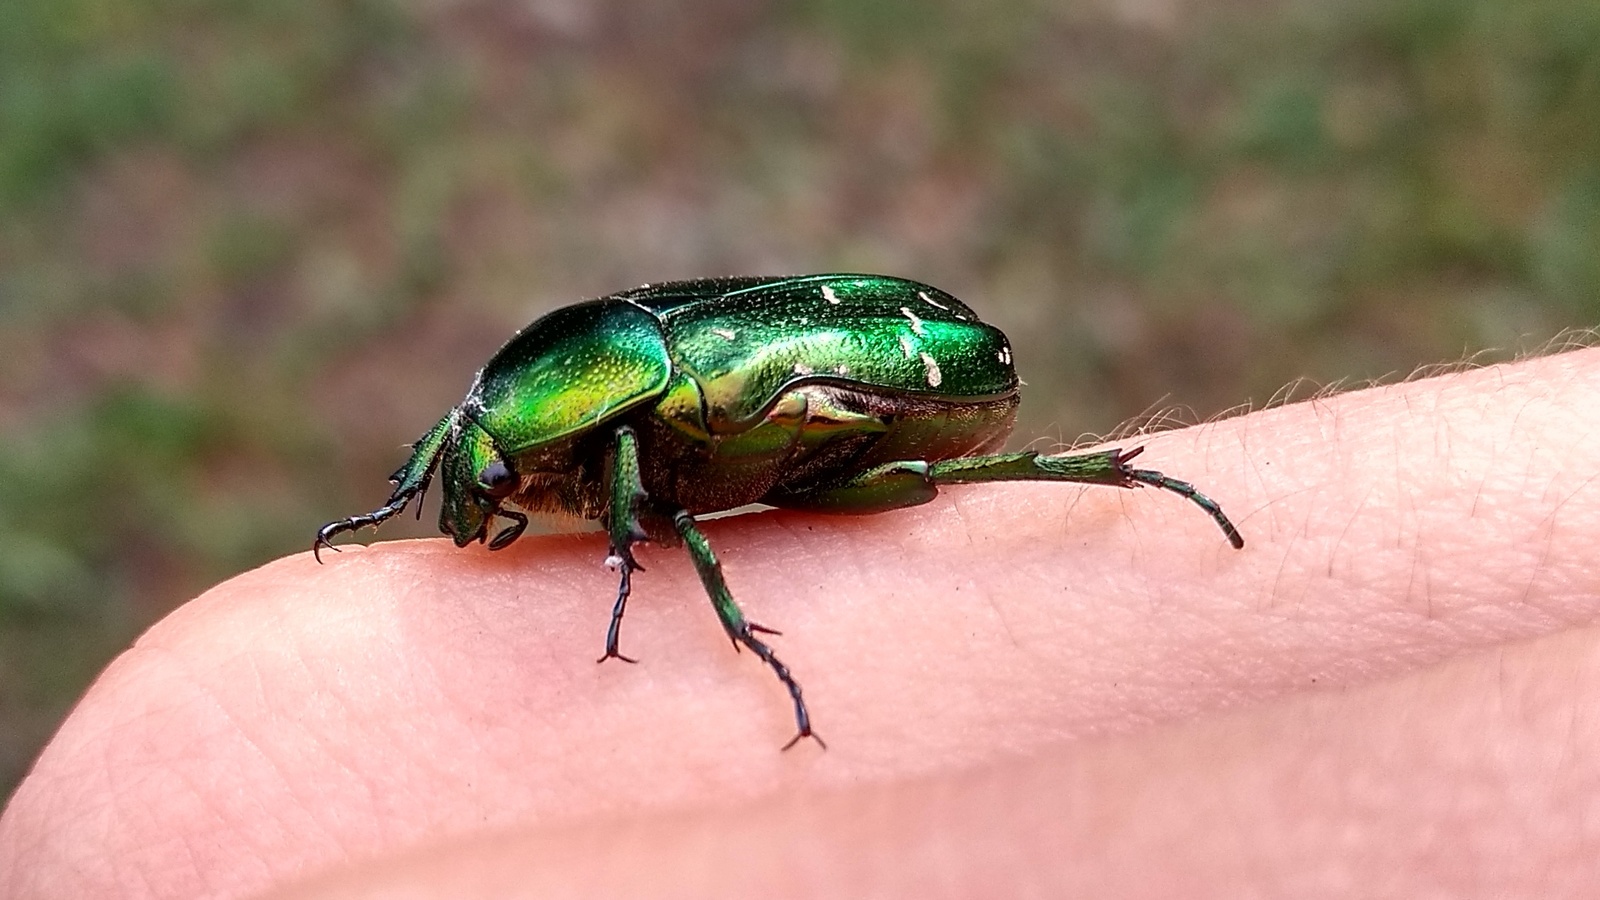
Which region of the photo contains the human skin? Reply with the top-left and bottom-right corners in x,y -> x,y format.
4,347 -> 1600,898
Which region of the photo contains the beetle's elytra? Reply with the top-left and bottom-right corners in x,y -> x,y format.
315,274 -> 1244,748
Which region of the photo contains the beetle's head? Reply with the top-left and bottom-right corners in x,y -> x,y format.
439,417 -> 519,547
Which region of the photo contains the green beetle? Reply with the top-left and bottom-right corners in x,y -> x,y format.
316,274 -> 1243,748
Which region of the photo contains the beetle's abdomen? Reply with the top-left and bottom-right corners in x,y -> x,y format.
632,382 -> 1018,516
845,389 -> 1019,467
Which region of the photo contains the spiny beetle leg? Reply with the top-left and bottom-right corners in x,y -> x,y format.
1117,456 -> 1244,550
313,495 -> 413,562
599,551 -> 640,665
724,618 -> 783,650
599,425 -> 650,664
927,447 -> 1244,549
673,509 -> 824,751
413,479 -> 431,520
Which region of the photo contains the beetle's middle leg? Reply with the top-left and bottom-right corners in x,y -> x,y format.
673,509 -> 823,750
599,425 -> 650,664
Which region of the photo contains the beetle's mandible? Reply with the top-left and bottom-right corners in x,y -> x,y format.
315,274 -> 1245,748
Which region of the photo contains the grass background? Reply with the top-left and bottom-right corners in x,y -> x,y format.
2,0 -> 1598,801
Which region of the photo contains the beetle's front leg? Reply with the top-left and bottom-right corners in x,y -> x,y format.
313,492 -> 416,562
672,509 -> 823,750
599,425 -> 650,664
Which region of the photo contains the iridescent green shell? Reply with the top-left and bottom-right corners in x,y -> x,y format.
630,274 -> 1017,428
467,300 -> 672,454
464,274 -> 1017,454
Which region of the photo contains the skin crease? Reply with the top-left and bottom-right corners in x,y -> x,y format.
4,347 -> 1600,898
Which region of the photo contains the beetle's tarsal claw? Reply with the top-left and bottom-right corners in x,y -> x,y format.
312,520 -> 357,563
311,534 -> 342,564
781,729 -> 827,752
747,621 -> 783,636
414,477 -> 431,520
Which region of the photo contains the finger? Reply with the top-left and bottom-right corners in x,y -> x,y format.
275,625 -> 1600,898
5,348 -> 1600,899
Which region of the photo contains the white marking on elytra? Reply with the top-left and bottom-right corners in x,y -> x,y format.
899,333 -> 916,359
899,306 -> 926,335
836,364 -> 849,375
711,328 -> 737,341
793,363 -> 814,376
917,290 -> 949,311
821,285 -> 840,304
997,345 -> 1011,364
919,352 -> 942,387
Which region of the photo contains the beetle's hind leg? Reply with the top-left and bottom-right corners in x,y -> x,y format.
599,425 -> 650,664
673,509 -> 823,750
770,448 -> 1243,549
929,447 -> 1244,549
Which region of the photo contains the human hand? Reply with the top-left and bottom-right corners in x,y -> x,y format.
5,348 -> 1600,898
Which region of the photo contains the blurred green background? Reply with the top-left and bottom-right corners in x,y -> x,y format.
2,0 -> 1597,801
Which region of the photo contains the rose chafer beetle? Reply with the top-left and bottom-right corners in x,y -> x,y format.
316,274 -> 1244,748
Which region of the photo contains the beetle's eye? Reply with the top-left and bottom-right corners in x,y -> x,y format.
478,460 -> 517,499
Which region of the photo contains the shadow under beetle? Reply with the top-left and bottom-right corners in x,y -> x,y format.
315,274 -> 1245,748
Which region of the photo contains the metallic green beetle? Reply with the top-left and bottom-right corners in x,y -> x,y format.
315,274 -> 1244,748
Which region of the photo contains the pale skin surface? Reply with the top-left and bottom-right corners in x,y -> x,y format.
4,347 -> 1600,898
